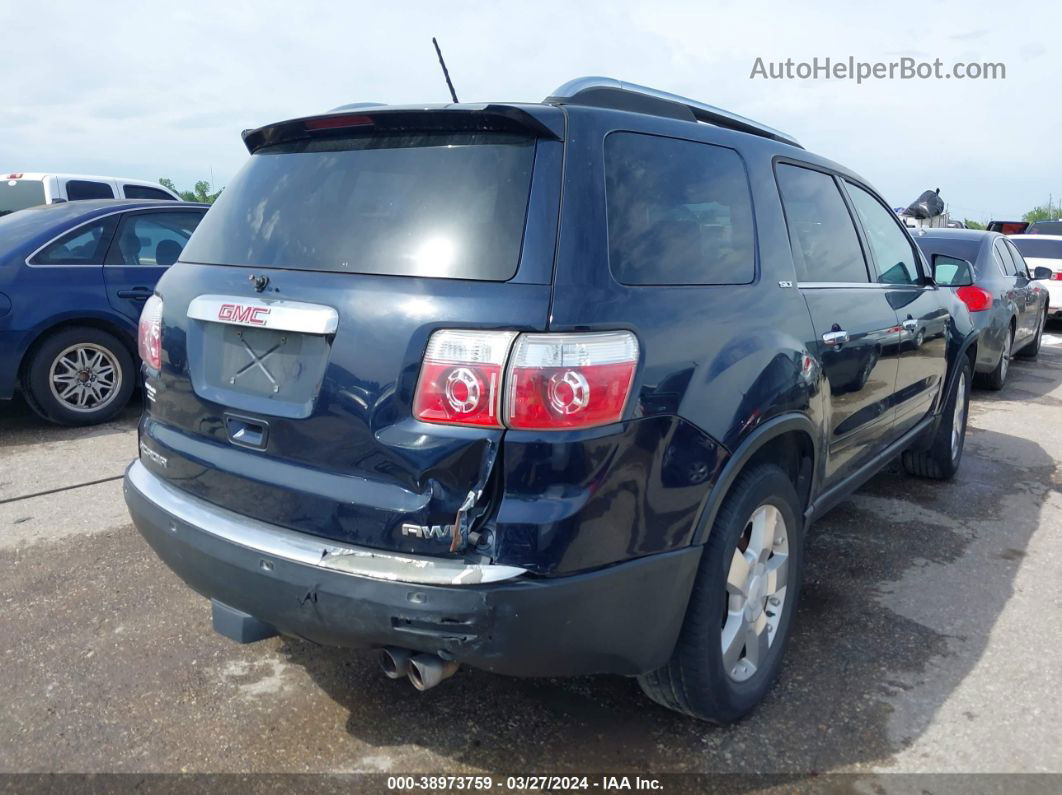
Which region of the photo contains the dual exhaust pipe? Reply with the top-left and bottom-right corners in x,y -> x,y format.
379,647 -> 458,691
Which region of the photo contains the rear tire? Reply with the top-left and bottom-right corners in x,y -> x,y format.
901,357 -> 971,481
23,326 -> 135,426
1016,311 -> 1046,360
979,327 -> 1012,391
637,463 -> 804,723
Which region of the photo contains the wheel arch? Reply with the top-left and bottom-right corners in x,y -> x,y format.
17,313 -> 137,383
691,413 -> 818,546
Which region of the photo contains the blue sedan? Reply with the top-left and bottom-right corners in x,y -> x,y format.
0,199 -> 208,424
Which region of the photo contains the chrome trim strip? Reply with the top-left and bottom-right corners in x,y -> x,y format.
187,294 -> 339,334
126,460 -> 526,585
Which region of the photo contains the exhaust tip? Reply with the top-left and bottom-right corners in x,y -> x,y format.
379,647 -> 413,679
408,654 -> 459,691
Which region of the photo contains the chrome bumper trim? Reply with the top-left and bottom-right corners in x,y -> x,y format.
125,460 -> 524,585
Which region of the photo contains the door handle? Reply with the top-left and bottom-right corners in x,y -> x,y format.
822,329 -> 849,346
117,288 -> 152,301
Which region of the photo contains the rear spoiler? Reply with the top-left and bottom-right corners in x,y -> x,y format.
241,105 -> 564,154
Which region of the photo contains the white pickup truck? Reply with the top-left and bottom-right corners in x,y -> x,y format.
0,172 -> 179,216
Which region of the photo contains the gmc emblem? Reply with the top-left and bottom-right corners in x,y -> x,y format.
218,303 -> 270,326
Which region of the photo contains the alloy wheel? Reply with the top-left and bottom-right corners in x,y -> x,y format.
48,343 -> 122,413
723,503 -> 790,682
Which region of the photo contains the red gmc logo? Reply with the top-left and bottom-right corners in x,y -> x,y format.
218,303 -> 270,326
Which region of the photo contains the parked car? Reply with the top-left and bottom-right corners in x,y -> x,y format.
0,173 -> 179,217
0,199 -> 208,424
913,229 -> 1049,389
1010,234 -> 1062,321
123,77 -> 978,724
1026,220 -> 1062,236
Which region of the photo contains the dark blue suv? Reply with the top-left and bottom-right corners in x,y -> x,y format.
0,199 -> 208,425
124,78 -> 978,722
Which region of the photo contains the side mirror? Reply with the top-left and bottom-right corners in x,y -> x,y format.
932,255 -> 975,287
1033,266 -> 1053,280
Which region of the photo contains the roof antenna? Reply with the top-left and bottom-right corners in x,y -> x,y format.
432,37 -> 459,104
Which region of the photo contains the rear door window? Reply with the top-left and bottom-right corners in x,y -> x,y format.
106,211 -> 204,266
775,164 -> 869,283
31,216 -> 119,265
66,180 -> 115,200
180,131 -> 535,281
604,132 -> 756,285
845,182 -> 921,285
123,184 -> 177,201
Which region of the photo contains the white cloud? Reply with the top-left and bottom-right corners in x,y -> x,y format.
0,0 -> 1057,219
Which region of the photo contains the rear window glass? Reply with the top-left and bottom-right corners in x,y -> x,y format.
66,180 -> 114,200
180,132 -> 535,280
1010,237 -> 1062,260
123,184 -> 176,200
604,132 -> 755,285
0,179 -> 45,217
1026,221 -> 1062,235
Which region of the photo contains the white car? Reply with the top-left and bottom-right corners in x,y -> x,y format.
1010,234 -> 1062,320
0,172 -> 179,217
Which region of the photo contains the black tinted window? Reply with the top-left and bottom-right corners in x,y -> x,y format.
107,211 -> 203,266
776,164 -> 868,283
181,132 -> 535,280
604,133 -> 755,285
846,182 -> 920,285
123,185 -> 176,200
66,180 -> 114,200
32,217 -> 118,265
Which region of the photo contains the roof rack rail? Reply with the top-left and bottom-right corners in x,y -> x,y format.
545,76 -> 802,149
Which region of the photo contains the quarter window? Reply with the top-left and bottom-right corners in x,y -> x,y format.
65,180 -> 114,200
845,182 -> 921,285
604,132 -> 756,285
994,240 -> 1016,276
123,185 -> 177,201
775,164 -> 868,283
32,217 -> 118,265
1004,240 -> 1030,278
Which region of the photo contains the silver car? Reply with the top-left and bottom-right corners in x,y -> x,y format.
913,228 -> 1050,389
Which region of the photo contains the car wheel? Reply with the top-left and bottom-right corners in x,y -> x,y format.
23,326 -> 135,426
901,356 -> 972,481
637,463 -> 804,723
1016,311 -> 1046,360
979,326 -> 1012,391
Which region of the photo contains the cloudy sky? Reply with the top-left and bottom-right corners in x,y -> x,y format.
1,0 -> 1057,221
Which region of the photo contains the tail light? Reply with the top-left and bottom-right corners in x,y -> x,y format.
955,286 -> 993,312
414,330 -> 640,430
506,332 -> 639,429
1051,272 -> 1062,281
413,330 -> 517,427
137,295 -> 164,369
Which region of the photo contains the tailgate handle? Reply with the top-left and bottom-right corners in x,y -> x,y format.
224,414 -> 269,450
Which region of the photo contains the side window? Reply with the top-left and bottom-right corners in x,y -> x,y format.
604,132 -> 756,285
31,217 -> 118,265
993,240 -> 1016,276
123,184 -> 176,201
65,180 -> 115,200
775,164 -> 869,283
845,182 -> 921,285
107,212 -> 203,266
1005,241 -> 1030,278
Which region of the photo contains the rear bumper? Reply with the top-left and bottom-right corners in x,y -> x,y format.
124,460 -> 701,677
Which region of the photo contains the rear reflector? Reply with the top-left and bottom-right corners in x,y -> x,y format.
413,330 -> 518,427
138,295 -> 164,369
6,173 -> 23,179
956,286 -> 993,312
506,332 -> 639,430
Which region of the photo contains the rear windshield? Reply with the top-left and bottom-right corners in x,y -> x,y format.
180,131 -> 536,280
913,236 -> 981,265
0,179 -> 46,217
1009,237 -> 1062,260
1026,221 -> 1062,235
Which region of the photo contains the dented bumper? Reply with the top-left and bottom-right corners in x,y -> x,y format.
124,460 -> 701,677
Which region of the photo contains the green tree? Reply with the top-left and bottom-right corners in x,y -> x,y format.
964,219 -> 985,230
159,177 -> 222,203
1023,197 -> 1061,223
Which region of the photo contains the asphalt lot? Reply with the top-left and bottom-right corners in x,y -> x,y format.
2,338 -> 1062,779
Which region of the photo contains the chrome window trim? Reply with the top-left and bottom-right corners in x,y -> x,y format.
24,208 -> 129,268
797,281 -> 933,290
126,460 -> 526,586
187,294 -> 339,334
